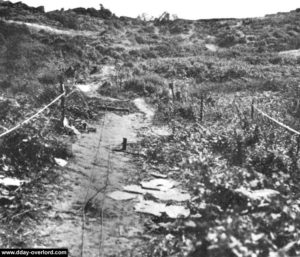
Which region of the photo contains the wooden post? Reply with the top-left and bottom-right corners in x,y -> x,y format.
251,99 -> 255,119
200,94 -> 204,122
122,138 -> 127,151
297,136 -> 300,155
169,83 -> 175,101
60,76 -> 66,127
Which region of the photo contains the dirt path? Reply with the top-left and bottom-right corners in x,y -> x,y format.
34,98 -> 153,257
4,19 -> 98,37
76,65 -> 116,94
279,49 -> 300,58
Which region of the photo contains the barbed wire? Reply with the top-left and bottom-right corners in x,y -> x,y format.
253,105 -> 300,135
0,92 -> 66,139
0,86 -> 88,139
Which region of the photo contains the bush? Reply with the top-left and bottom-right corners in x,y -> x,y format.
0,126 -> 72,175
99,4 -> 113,19
97,81 -> 119,98
175,104 -> 197,121
135,35 -> 147,44
0,21 -> 30,37
38,72 -> 59,85
124,78 -> 146,95
216,30 -> 246,47
261,79 -> 284,91
34,85 -> 59,106
169,23 -> 189,34
46,12 -> 79,30
0,80 -> 12,90
124,74 -> 165,96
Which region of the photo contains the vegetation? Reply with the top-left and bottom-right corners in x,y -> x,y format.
2,0 -> 300,255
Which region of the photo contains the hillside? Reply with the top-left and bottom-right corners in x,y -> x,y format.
1,1 -> 300,257
1,2 -> 300,97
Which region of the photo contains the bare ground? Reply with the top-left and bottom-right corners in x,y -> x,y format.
3,19 -> 98,37
33,98 -> 154,257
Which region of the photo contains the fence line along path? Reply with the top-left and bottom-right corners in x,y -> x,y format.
0,92 -> 66,139
253,105 -> 300,136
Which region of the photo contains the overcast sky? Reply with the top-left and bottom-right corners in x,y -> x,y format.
8,0 -> 300,19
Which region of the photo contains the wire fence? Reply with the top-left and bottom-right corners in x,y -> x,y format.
253,105 -> 300,135
0,91 -> 66,139
0,85 -> 86,139
195,92 -> 300,137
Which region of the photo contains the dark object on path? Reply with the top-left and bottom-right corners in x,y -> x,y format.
122,138 -> 127,151
113,138 -> 127,152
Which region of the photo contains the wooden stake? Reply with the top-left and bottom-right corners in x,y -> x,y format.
122,138 -> 127,151
200,94 -> 204,122
251,99 -> 255,119
169,83 -> 175,101
60,77 -> 66,127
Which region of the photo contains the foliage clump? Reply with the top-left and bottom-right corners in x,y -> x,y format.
124,75 -> 165,96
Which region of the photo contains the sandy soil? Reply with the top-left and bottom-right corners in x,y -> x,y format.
4,20 -> 98,37
279,49 -> 300,58
33,98 -> 154,257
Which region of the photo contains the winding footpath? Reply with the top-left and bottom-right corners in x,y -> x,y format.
33,97 -> 153,257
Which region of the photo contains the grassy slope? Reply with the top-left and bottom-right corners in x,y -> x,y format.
1,2 -> 300,96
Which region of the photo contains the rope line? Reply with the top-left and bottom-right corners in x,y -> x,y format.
0,125 -> 8,132
0,87 -> 85,139
0,92 -> 66,139
253,106 -> 300,135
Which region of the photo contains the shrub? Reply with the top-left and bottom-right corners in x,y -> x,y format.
175,104 -> 197,121
124,74 -> 165,96
169,23 -> 189,34
142,26 -> 155,34
46,12 -> 79,30
268,56 -> 283,65
4,35 -> 31,74
261,79 -> 284,91
38,72 -> 59,85
135,35 -> 147,44
216,30 -> 246,47
289,37 -> 300,49
97,81 -> 120,98
0,126 -> 72,175
99,4 -> 113,19
0,79 -> 12,90
34,85 -> 58,106
124,78 -> 146,95
0,21 -> 30,38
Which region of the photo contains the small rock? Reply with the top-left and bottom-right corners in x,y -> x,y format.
135,200 -> 190,218
184,220 -> 197,228
141,179 -> 178,190
0,177 -> 28,188
151,172 -> 168,179
108,191 -> 137,201
54,158 -> 68,167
